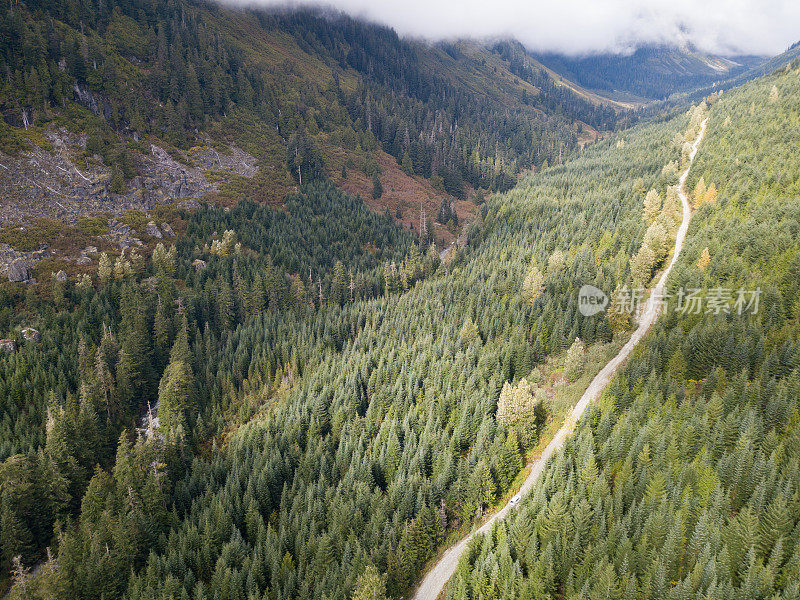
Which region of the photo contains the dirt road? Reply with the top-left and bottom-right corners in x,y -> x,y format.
412,118 -> 708,600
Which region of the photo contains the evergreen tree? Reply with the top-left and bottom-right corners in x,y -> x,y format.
331,260 -> 347,306
116,308 -> 152,412
158,319 -> 195,433
372,173 -> 383,199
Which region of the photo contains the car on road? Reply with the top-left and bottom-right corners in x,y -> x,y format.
509,493 -> 521,505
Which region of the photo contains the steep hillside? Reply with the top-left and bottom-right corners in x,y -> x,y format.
658,40 -> 800,107
3,5 -> 798,600
0,0 -> 624,236
0,175 -> 429,596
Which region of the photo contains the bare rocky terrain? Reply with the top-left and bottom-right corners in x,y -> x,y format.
0,243 -> 51,282
0,128 -> 257,224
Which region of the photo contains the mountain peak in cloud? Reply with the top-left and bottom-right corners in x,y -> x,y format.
222,0 -> 799,56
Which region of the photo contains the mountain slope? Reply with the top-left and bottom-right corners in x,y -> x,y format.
0,0 -> 625,231
3,5 -> 799,600
414,111 -> 709,600
52,106 -> 687,600
661,40 -> 800,106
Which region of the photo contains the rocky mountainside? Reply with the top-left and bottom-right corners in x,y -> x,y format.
0,124 -> 257,224
0,0 -> 627,235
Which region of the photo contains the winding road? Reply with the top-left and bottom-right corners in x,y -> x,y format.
412,118 -> 709,600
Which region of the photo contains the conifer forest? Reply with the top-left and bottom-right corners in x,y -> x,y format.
0,0 -> 799,599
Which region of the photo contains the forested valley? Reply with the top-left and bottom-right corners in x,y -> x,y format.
0,1 -> 799,600
447,62 -> 800,600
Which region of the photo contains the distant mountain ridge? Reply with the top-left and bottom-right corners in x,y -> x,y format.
642,40 -> 800,109
533,44 -> 768,100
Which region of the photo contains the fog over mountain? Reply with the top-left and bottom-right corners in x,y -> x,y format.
224,0 -> 799,56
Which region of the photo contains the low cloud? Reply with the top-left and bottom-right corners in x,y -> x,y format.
222,0 -> 800,56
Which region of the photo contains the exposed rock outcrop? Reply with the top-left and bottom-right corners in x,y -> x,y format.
7,259 -> 31,282
178,198 -> 201,211
146,221 -> 162,238
190,144 -> 258,177
75,245 -> 97,264
102,218 -> 142,249
0,243 -> 51,282
0,126 -> 256,223
21,328 -> 41,342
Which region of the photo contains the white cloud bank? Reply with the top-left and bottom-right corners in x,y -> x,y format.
222,0 -> 800,56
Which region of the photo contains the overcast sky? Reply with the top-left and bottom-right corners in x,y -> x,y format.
226,0 -> 800,56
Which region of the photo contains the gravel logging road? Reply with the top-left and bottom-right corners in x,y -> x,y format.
412,117 -> 709,600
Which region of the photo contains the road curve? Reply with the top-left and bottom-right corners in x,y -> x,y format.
412,118 -> 709,600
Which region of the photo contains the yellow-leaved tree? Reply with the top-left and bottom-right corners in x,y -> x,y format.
698,247 -> 711,271
643,189 -> 662,224
522,262 -> 544,305
497,378 -> 547,446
